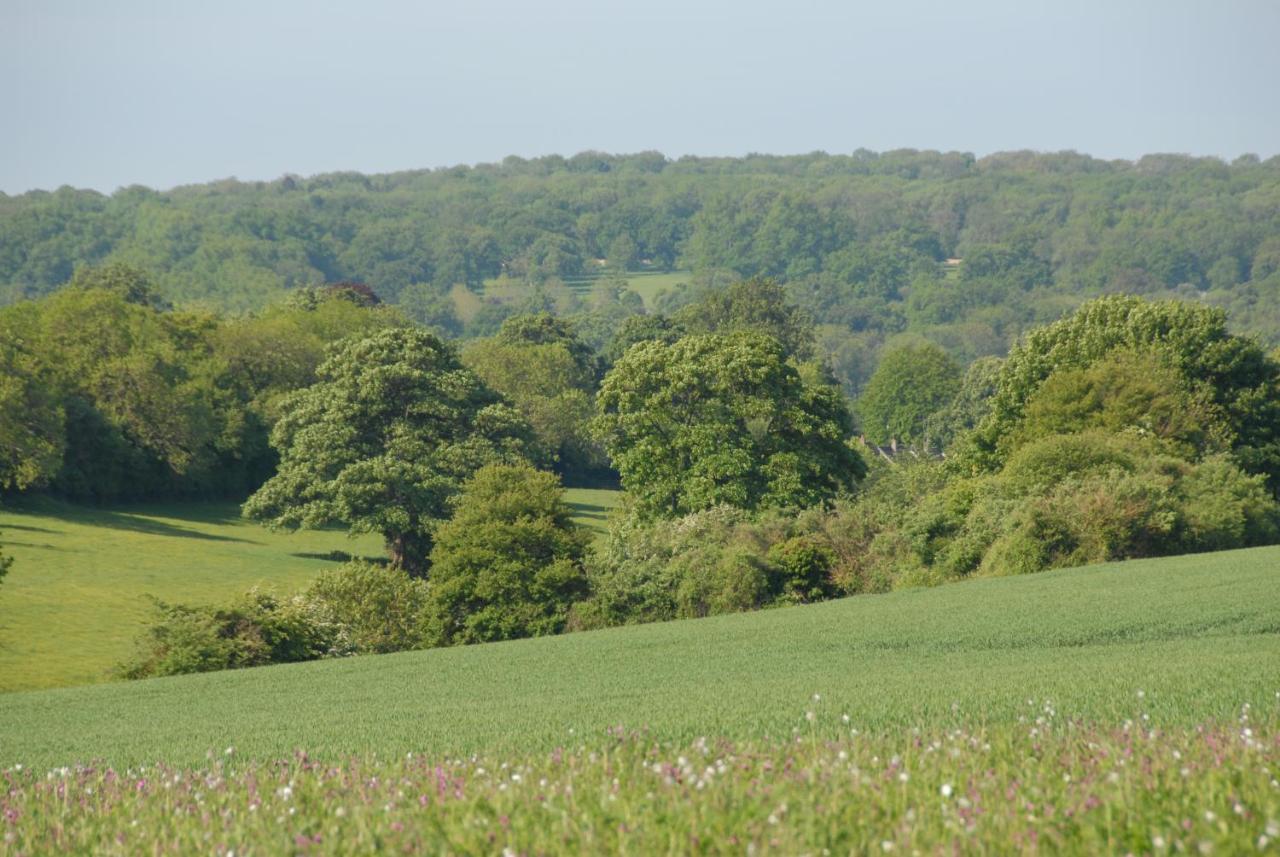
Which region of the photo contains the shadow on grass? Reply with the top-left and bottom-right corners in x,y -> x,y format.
5,541 -> 64,551
567,501 -> 611,522
0,523 -> 60,534
11,503 -> 259,544
93,511 -> 258,543
291,551 -> 389,565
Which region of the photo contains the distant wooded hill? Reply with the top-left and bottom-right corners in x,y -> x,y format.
3,150 -> 1278,357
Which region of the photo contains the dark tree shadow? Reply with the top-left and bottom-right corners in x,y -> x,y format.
0,523 -> 60,534
5,503 -> 258,544
291,551 -> 388,565
567,501 -> 611,524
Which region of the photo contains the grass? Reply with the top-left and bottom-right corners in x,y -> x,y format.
562,487 -> 622,539
478,270 -> 692,310
0,491 -> 619,693
2,544 -> 1277,771
5,721 -> 1277,854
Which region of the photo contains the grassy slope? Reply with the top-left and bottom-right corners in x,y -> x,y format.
2,544 -> 1277,769
0,491 -> 621,693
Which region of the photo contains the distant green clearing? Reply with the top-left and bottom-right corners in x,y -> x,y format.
478,270 -> 691,309
2,544 -> 1277,770
0,490 -> 620,693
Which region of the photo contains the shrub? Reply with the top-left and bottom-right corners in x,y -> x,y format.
767,537 -> 836,603
120,590 -> 342,679
581,505 -> 788,627
426,463 -> 590,645
306,561 -> 433,654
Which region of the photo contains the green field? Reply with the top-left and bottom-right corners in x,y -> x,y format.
3,544 -> 1277,770
0,490 -> 619,693
478,269 -> 692,310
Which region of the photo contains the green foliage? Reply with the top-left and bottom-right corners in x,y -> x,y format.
766,536 -> 837,603
0,308 -> 64,490
243,328 -> 534,574
673,277 -> 816,359
835,431 -> 1280,586
967,295 -> 1280,489
594,331 -> 865,518
426,463 -> 590,645
305,561 -> 433,654
66,261 -> 171,310
119,590 -> 342,679
462,314 -> 602,473
602,312 -> 684,364
856,342 -> 961,446
1010,350 -> 1226,455
920,355 -> 1001,454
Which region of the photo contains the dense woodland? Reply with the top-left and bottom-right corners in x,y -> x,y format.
3,150 -> 1280,397
2,150 -> 1280,677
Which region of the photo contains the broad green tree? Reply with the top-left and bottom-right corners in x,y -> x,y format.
426,463 -> 590,644
965,296 -> 1280,490
243,328 -> 533,574
0,306 -> 64,490
857,342 -> 961,447
463,336 -> 598,472
594,331 -> 865,518
674,278 -> 816,360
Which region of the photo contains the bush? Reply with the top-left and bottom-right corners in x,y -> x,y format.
767,537 -> 836,603
120,590 -> 342,679
426,463 -> 590,645
578,503 -> 841,627
306,561 -> 433,654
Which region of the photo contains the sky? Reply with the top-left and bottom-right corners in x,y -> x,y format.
3,0 -> 1278,194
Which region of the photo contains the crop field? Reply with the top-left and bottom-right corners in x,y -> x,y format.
0,491 -> 620,693
2,544 -> 1277,772
5,719 -> 1277,855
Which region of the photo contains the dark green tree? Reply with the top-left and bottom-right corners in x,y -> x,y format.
594,331 -> 865,518
426,462 -> 590,644
243,328 -> 533,574
462,319 -> 600,472
674,278 -> 816,360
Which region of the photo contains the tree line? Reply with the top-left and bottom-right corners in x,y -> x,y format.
4,266 -> 1268,678
3,149 -> 1279,404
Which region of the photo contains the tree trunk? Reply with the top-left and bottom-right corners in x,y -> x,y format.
386,532 -> 430,579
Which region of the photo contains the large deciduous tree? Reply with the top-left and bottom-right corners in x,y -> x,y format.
243,328 -> 533,574
462,314 -> 602,473
594,331 -> 865,518
963,296 -> 1280,491
857,342 -> 962,448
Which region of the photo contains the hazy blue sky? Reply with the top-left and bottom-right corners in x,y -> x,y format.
4,0 -> 1278,193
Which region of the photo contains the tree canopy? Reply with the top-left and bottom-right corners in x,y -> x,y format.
856,342 -> 962,447
594,331 -> 865,517
242,328 -> 533,573
964,296 -> 1280,491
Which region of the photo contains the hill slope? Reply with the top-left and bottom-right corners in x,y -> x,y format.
0,492 -> 619,692
3,545 -> 1278,769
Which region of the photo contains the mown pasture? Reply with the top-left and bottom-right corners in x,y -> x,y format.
2,544 -> 1277,770
0,490 -> 620,693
